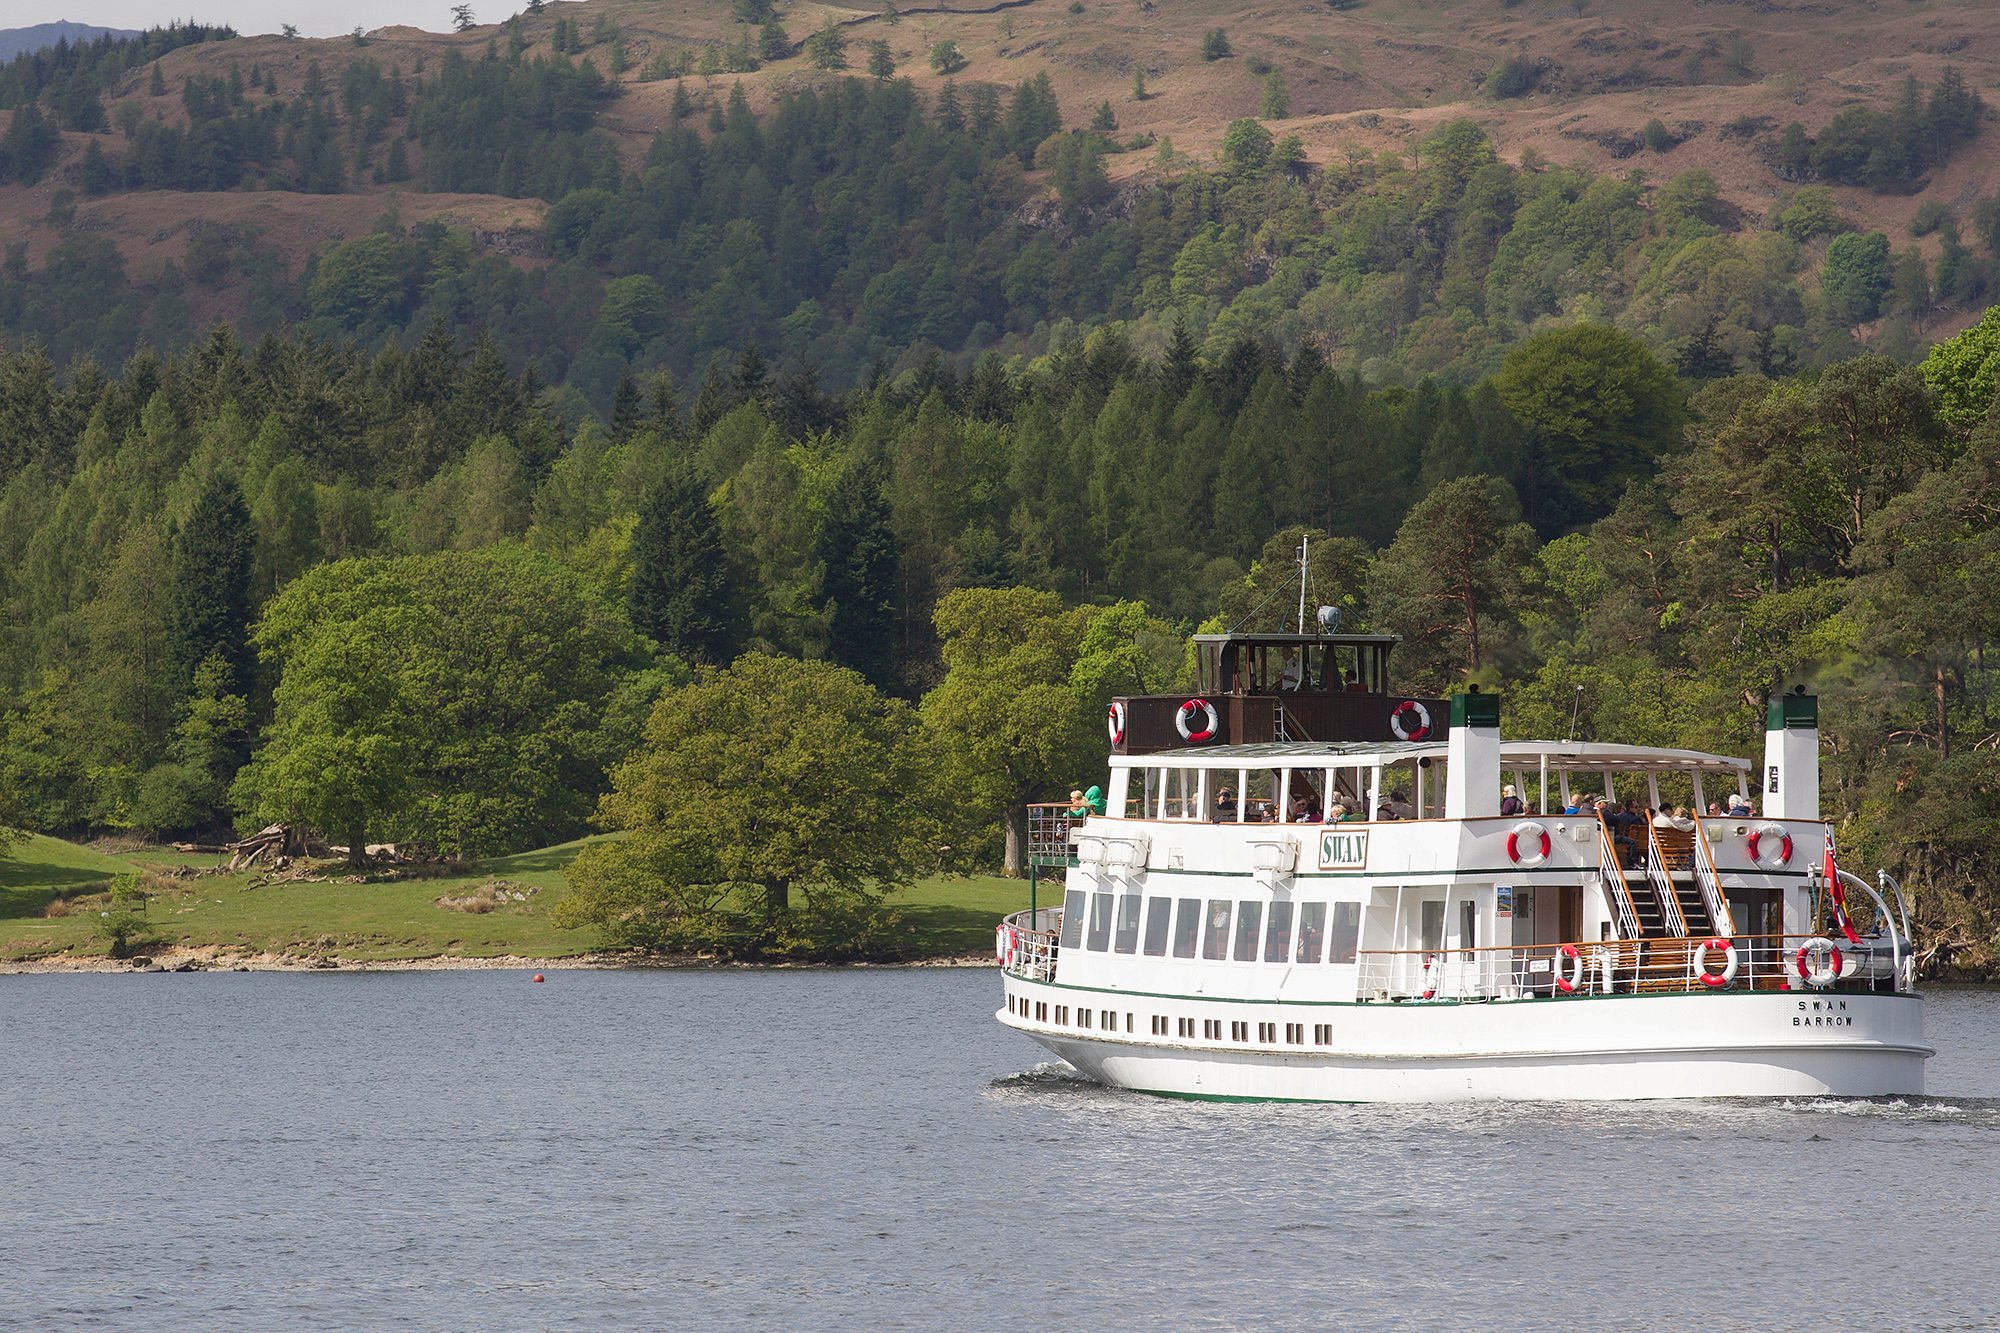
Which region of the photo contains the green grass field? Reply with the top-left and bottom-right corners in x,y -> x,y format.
0,832 -> 1035,964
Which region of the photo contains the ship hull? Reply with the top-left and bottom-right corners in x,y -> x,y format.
998,982 -> 1929,1103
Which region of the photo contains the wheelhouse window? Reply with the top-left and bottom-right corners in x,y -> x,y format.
1114,894 -> 1142,954
1459,900 -> 1478,961
1060,890 -> 1085,950
1330,901 -> 1360,964
1142,897 -> 1172,956
1087,892 -> 1115,951
1295,902 -> 1327,963
1233,901 -> 1263,962
1172,898 -> 1201,958
1202,899 -> 1232,960
1264,900 -> 1294,962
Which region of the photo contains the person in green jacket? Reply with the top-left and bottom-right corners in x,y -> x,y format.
1083,785 -> 1106,816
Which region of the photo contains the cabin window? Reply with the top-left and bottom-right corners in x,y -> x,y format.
1314,1023 -> 1332,1045
1257,1022 -> 1277,1043
1204,1019 -> 1222,1040
1205,769 -> 1243,822
1231,1021 -> 1249,1042
1172,898 -> 1201,958
1087,892 -> 1115,951
1152,1015 -> 1168,1036
1078,1009 -> 1091,1029
1102,1009 -> 1116,1029
1202,899 -> 1232,960
1420,900 -> 1445,955
1164,766 -> 1202,820
1459,900 -> 1478,961
1179,1017 -> 1195,1037
1059,890 -> 1085,950
1295,902 -> 1327,963
1285,1023 -> 1304,1045
1114,894 -> 1142,954
1330,901 -> 1360,964
1264,900 -> 1294,962
1233,901 -> 1263,962
1055,1005 -> 1069,1025
1142,897 -> 1172,956
1036,1002 -> 1048,1022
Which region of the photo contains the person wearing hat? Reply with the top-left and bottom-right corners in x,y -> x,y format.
1083,785 -> 1106,816
1500,783 -> 1525,817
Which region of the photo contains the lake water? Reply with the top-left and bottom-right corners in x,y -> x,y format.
3,968 -> 1997,1330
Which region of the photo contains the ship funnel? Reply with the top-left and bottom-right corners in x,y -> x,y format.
1445,687 -> 1501,819
1761,687 -> 1819,819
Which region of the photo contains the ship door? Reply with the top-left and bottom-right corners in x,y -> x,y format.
1725,887 -> 1781,988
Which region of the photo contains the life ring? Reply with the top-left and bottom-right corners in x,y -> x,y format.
1795,936 -> 1842,989
1106,699 -> 1127,746
1553,942 -> 1584,994
1420,954 -> 1439,1000
995,923 -> 1010,965
1507,820 -> 1552,867
1747,822 -> 1793,868
1695,937 -> 1739,988
1389,698 -> 1432,741
1175,697 -> 1220,743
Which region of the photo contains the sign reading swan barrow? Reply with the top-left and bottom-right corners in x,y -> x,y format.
1318,829 -> 1368,870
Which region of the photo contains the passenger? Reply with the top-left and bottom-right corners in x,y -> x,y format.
1726,794 -> 1752,817
1389,789 -> 1417,820
1214,786 -> 1238,820
1067,789 -> 1090,819
1291,795 -> 1322,823
1327,802 -> 1350,822
1084,784 -> 1106,816
1706,801 -> 1724,818
1500,783 -> 1526,817
1653,804 -> 1696,833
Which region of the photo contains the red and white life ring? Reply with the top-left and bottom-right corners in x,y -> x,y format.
1175,697 -> 1220,743
1106,699 -> 1127,746
1507,820 -> 1552,867
1747,822 -> 1793,868
1695,937 -> 1739,988
995,923 -> 1014,966
1389,698 -> 1432,741
1420,953 -> 1439,1000
1795,936 -> 1842,989
1553,942 -> 1584,994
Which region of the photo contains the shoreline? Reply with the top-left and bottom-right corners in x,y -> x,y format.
1,944 -> 998,974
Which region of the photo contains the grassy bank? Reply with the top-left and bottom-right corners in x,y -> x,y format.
0,833 -> 1033,965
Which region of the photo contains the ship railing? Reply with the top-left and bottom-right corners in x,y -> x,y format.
1027,803 -> 1082,868
1355,932 -> 1916,1003
1689,817 -> 1737,936
998,907 -> 1062,982
1594,811 -> 1644,939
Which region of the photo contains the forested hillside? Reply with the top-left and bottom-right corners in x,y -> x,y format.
2,2 -> 2000,970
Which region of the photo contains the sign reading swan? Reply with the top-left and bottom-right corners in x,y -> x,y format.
1318,828 -> 1368,869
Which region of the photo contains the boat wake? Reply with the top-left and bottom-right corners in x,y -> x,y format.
1777,1094 -> 2000,1128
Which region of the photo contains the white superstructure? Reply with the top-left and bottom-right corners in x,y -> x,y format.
995,687 -> 1929,1102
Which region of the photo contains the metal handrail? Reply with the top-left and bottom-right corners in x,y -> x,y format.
1644,823 -> 1690,936
1689,817 -> 1736,936
1594,812 -> 1643,939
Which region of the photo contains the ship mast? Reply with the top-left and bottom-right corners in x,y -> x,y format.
1297,534 -> 1309,635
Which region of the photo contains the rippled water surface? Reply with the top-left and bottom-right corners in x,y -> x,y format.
3,970 -> 1998,1330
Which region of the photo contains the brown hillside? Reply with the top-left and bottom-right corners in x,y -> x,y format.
4,0 -> 1998,321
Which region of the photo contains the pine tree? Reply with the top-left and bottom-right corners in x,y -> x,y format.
610,370 -> 643,441
867,39 -> 895,80
165,474 -> 255,700
1260,70 -> 1288,119
628,466 -> 739,665
816,455 -> 901,691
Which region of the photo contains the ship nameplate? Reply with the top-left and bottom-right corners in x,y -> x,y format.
1318,829 -> 1368,869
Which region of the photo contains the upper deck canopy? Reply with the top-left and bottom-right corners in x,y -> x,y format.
1108,739 -> 1751,773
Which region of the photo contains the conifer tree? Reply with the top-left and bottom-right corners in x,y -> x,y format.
816,454 -> 901,692
610,370 -> 642,441
165,473 -> 254,700
628,466 -> 739,665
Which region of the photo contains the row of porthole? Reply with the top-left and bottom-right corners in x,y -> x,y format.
1007,994 -> 1336,1047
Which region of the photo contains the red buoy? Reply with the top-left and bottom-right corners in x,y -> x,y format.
532,972 -> 545,983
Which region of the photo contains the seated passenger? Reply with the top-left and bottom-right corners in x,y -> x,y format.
1500,783 -> 1525,817
1084,784 -> 1106,816
1653,804 -> 1696,833
1214,787 -> 1238,820
1067,789 -> 1090,819
1388,789 -> 1416,820
1327,802 -> 1350,823
1376,798 -> 1398,821
1291,796 -> 1322,823
1726,794 -> 1752,817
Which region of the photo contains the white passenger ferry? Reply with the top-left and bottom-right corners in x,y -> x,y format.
995,629 -> 1929,1102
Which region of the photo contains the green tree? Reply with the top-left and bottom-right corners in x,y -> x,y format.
804,20 -> 849,70
1259,70 -> 1288,119
451,5 -> 475,33
922,587 -> 1143,873
628,464 -> 740,665
1491,323 -> 1684,534
234,548 -> 629,860
165,474 -> 254,702
1201,28 -> 1232,60
1366,475 -> 1539,692
930,40 -> 967,75
1921,303 -> 2000,431
557,654 -> 932,956
816,455 -> 901,691
1220,118 -> 1272,173
867,39 -> 895,80
1822,231 -> 1891,324
759,18 -> 790,62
